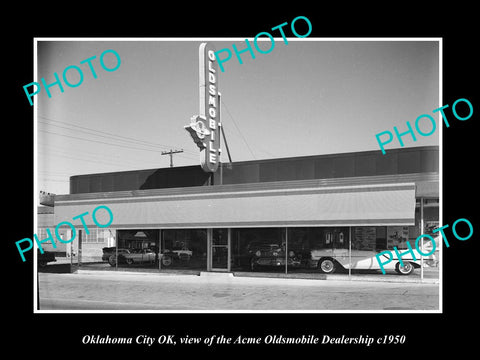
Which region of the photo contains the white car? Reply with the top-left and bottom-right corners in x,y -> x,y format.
310,246 -> 437,275
109,248 -> 157,266
122,248 -> 156,265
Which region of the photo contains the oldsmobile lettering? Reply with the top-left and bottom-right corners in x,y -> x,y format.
185,43 -> 222,173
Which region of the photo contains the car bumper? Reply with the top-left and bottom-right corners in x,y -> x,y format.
253,258 -> 302,267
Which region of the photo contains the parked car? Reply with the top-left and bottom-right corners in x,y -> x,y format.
108,248 -> 173,267
122,248 -> 156,265
249,243 -> 302,271
37,248 -> 56,267
309,246 -> 431,275
164,248 -> 193,262
102,247 -> 129,261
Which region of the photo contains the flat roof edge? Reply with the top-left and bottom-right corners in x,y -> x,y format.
56,173 -> 438,203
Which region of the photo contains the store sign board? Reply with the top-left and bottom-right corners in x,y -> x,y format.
185,43 -> 221,173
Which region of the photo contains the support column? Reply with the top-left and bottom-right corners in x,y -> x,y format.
207,228 -> 212,271
348,227 -> 352,279
285,227 -> 288,275
420,198 -> 424,280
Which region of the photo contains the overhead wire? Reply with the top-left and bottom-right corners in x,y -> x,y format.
36,118 -> 199,182
37,149 -> 144,169
37,114 -> 200,159
38,128 -> 199,162
38,142 -> 183,168
220,98 -> 256,160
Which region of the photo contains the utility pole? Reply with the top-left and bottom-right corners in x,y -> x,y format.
161,149 -> 183,167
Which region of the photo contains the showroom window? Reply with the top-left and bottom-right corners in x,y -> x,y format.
161,229 -> 207,271
231,228 -> 284,272
351,227 -> 386,251
113,230 -> 160,270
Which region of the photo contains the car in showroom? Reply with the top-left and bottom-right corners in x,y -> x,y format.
108,248 -> 174,267
164,247 -> 193,262
310,245 -> 435,275
102,247 -> 129,261
249,243 -> 302,271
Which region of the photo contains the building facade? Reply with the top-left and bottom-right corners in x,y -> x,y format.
38,146 -> 439,276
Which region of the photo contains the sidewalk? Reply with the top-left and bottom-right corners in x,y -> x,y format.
38,260 -> 440,284
233,267 -> 439,284
37,269 -> 440,312
41,260 -> 439,284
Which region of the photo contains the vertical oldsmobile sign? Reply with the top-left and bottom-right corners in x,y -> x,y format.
185,43 -> 221,173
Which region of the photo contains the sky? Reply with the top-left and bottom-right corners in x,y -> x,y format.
35,38 -> 440,195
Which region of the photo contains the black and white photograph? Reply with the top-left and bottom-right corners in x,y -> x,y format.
33,38 -> 441,312
7,7 -> 478,357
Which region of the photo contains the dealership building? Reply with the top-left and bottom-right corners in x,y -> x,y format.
37,145 -> 440,277
36,43 -> 439,278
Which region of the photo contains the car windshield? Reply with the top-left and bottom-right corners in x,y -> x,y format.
260,244 -> 281,251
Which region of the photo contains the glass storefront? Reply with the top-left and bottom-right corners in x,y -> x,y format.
80,197 -> 439,276
162,229 -> 207,271
211,229 -> 229,270
97,225 -> 436,274
287,227 -> 350,273
113,229 -> 160,270
103,229 -> 208,271
231,228 -> 285,272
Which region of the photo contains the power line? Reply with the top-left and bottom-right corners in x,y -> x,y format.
37,141 -> 198,175
220,99 -> 256,159
38,128 -> 200,164
37,149 -> 145,169
38,147 -> 195,170
38,119 -> 166,151
38,114 -> 200,157
37,178 -> 70,183
38,128 -> 167,153
38,146 -> 120,168
38,169 -> 75,176
38,115 -> 168,149
38,141 -> 198,167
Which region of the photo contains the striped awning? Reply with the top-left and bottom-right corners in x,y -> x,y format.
53,182 -> 416,229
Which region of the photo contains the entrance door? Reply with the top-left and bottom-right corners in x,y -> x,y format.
209,228 -> 230,271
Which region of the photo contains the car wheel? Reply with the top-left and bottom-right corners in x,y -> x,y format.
318,258 -> 336,274
250,259 -> 257,271
38,261 -> 47,268
161,255 -> 173,267
126,258 -> 134,265
108,255 -> 116,267
395,261 -> 414,275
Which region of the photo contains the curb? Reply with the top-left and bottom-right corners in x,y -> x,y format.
73,269 -> 439,285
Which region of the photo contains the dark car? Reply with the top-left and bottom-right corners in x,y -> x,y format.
37,248 -> 56,267
249,243 -> 302,271
102,247 -> 129,261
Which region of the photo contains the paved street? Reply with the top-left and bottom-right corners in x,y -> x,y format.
38,270 -> 439,311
